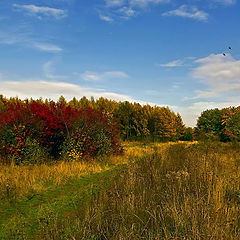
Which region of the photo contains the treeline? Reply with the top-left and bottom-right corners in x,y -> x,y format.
0,95 -> 192,142
196,106 -> 240,141
59,95 -> 192,141
0,94 -> 193,164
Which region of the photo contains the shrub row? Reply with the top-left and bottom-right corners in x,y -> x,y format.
0,100 -> 122,164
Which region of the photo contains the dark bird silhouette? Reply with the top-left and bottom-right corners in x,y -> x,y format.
223,53 -> 226,56
229,46 -> 232,50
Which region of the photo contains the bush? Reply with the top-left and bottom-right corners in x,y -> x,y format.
61,109 -> 123,161
0,100 -> 122,164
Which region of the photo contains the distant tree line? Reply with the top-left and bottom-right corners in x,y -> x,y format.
61,95 -> 191,141
196,106 -> 240,141
0,95 -> 192,142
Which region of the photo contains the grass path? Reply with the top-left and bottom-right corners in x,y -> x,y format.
0,164 -> 126,239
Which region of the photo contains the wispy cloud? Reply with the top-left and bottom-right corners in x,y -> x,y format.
158,59 -> 184,67
162,5 -> 208,21
129,0 -> 170,7
99,14 -> 114,22
34,43 -> 62,52
118,6 -> 136,19
105,0 -> 170,8
13,4 -> 67,19
79,71 -> 129,81
105,0 -> 126,7
43,59 -> 67,79
214,0 -> 236,5
0,29 -> 62,53
100,0 -> 169,21
0,31 -> 21,45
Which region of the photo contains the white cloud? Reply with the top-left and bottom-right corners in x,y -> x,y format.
0,80 -> 131,102
99,14 -> 114,22
80,71 -> 129,81
176,99 -> 240,127
0,80 -> 174,110
13,4 -> 67,19
158,59 -> 184,67
188,101 -> 223,114
192,54 -> 240,99
102,0 -> 169,21
185,100 -> 240,125
129,0 -> 170,7
118,6 -> 136,17
105,0 -> 126,7
194,54 -> 240,83
162,5 -> 208,21
181,53 -> 240,126
81,71 -> 101,81
34,43 -> 62,52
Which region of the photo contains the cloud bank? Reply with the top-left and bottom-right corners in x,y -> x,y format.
0,81 -> 172,110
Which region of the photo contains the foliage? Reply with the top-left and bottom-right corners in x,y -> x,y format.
0,94 -> 192,164
0,98 -> 122,164
61,108 -> 122,161
196,106 -> 240,142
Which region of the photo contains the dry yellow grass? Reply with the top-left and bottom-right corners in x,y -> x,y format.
49,141 -> 240,240
0,142 -> 155,202
2,141 -> 240,240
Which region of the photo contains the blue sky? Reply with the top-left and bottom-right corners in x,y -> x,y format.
0,0 -> 240,126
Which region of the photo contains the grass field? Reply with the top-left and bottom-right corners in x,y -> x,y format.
1,141 -> 240,239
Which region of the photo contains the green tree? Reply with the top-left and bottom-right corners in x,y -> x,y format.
196,108 -> 223,140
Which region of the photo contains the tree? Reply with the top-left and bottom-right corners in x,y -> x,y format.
79,96 -> 92,108
57,96 -> 67,106
175,113 -> 185,140
221,107 -> 240,141
153,107 -> 177,141
114,101 -> 134,139
196,109 -> 223,140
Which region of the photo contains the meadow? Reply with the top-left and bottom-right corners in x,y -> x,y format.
1,141 -> 240,239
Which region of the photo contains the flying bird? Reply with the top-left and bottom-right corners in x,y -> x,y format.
223,53 -> 226,56
229,46 -> 232,50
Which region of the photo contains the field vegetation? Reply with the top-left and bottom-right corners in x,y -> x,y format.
1,95 -> 240,239
1,142 -> 240,239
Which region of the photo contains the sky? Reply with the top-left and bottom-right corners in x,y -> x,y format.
0,0 -> 240,126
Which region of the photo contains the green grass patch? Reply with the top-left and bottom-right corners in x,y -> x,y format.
0,164 -> 126,239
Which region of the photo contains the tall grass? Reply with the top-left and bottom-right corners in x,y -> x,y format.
1,142 -> 240,239
38,142 -> 240,239
0,143 -> 154,203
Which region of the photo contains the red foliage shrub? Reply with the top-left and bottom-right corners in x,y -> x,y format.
0,100 -> 122,164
